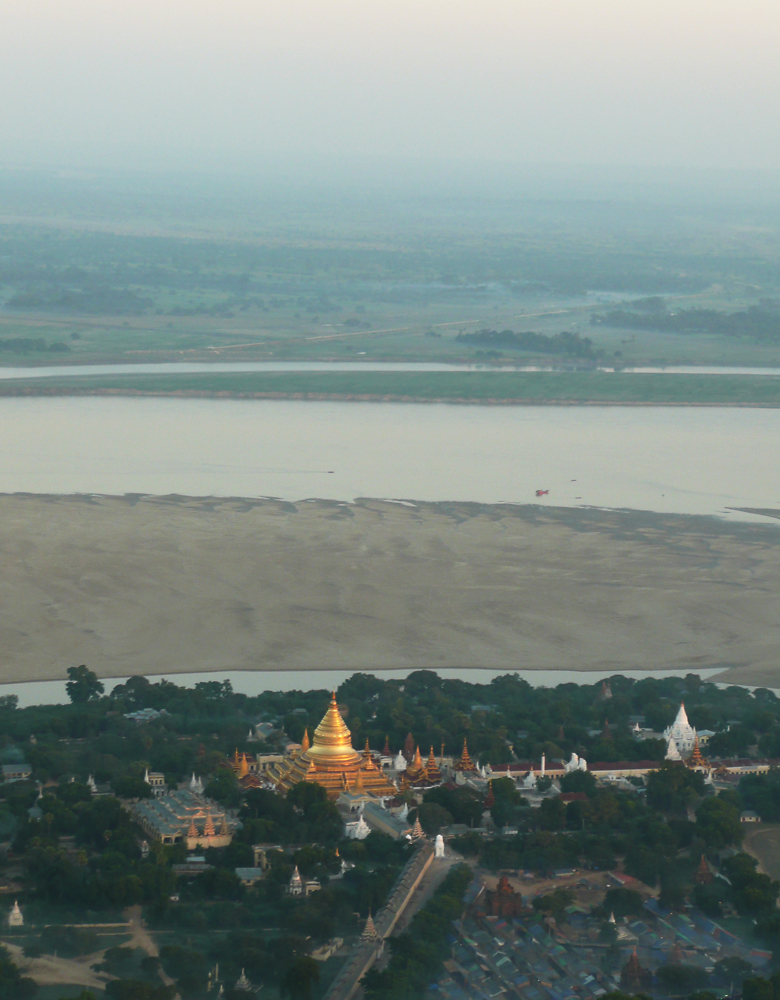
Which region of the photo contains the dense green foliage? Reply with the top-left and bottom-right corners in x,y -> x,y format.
8,369 -> 780,406
593,303 -> 780,343
741,771 -> 780,821
456,328 -> 597,357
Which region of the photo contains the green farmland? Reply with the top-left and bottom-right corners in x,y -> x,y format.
5,369 -> 780,406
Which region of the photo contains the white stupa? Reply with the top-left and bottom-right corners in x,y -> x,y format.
664,704 -> 697,756
288,866 -> 304,896
665,735 -> 682,761
350,815 -> 370,840
393,751 -> 406,771
8,901 -> 23,927
523,769 -> 537,789
234,968 -> 252,992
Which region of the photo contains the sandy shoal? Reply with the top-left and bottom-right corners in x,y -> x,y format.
0,494 -> 778,686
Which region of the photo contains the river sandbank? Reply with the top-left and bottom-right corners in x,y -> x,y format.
0,494 -> 778,686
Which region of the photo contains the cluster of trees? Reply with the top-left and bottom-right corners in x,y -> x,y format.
456,328 -> 597,358
591,302 -> 780,343
0,337 -> 70,353
4,669 -> 778,800
235,784 -> 343,846
740,770 -> 780,820
7,285 -> 154,315
450,761 -> 755,921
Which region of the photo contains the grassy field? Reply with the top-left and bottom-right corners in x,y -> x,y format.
4,172 -> 780,369
5,369 -> 780,405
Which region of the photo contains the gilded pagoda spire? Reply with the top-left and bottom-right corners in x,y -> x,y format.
268,693 -> 395,800
695,854 -> 713,884
689,735 -> 707,768
362,910 -> 378,941
310,693 -> 361,763
301,728 -> 310,752
455,737 -> 476,772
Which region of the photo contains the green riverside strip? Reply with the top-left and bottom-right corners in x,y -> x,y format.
4,370 -> 780,405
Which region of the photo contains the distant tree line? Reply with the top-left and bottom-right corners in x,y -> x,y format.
0,337 -> 69,353
591,301 -> 780,342
7,285 -> 153,315
456,328 -> 597,358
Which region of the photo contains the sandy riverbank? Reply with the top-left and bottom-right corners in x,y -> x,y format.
0,494 -> 778,686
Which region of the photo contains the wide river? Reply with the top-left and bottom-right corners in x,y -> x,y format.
0,395 -> 778,520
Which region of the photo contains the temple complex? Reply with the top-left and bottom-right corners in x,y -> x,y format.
130,788 -> 236,849
268,693 -> 396,800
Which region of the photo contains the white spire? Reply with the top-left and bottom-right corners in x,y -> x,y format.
144,769 -> 150,784
353,815 -> 370,840
8,901 -> 23,927
665,735 -> 682,761
675,703 -> 690,728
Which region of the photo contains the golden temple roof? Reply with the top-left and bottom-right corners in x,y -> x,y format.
309,692 -> 362,765
269,692 -> 395,799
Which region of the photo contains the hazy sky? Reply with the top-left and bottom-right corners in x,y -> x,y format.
2,0 -> 779,173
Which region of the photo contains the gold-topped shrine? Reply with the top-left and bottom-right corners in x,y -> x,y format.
400,746 -> 443,789
269,693 -> 396,800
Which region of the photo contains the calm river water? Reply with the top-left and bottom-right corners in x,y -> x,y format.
0,396 -> 778,519
1,393 -> 777,702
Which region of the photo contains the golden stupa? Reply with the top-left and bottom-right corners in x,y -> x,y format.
270,693 -> 396,800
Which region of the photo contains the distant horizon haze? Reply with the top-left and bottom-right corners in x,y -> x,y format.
1,0 -> 778,175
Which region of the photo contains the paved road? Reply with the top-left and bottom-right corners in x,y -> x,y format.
390,851 -> 463,937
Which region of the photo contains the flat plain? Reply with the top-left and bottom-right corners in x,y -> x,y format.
4,370 -> 780,406
1,494 -> 778,685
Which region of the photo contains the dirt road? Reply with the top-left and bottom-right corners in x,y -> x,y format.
743,823 -> 780,882
4,941 -> 110,991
